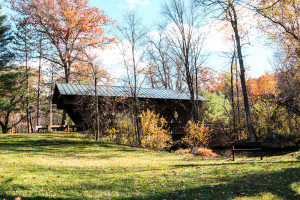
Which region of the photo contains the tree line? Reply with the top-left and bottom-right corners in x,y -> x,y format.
0,0 -> 299,147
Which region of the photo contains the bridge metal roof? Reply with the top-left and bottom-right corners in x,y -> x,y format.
55,83 -> 208,101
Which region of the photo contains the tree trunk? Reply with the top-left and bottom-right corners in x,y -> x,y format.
133,50 -> 141,146
49,64 -> 54,129
95,77 -> 99,141
1,114 -> 10,133
37,36 -> 42,127
235,55 -> 242,139
61,69 -> 69,125
2,127 -> 8,134
228,3 -> 257,142
230,50 -> 236,128
29,114 -> 34,133
25,29 -> 29,133
0,122 -> 8,134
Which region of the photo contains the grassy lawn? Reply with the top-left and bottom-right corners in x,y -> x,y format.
0,132 -> 299,200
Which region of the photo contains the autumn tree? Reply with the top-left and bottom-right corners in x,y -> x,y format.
194,0 -> 257,141
254,0 -> 300,116
8,0 -> 115,124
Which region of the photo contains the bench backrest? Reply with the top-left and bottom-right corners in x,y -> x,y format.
232,142 -> 261,149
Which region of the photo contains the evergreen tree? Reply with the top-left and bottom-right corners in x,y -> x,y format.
0,8 -> 25,133
0,9 -> 13,68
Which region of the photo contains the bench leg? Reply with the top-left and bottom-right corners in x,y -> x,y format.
260,149 -> 263,160
232,149 -> 235,161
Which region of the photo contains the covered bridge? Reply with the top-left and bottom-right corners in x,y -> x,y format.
52,83 -> 208,137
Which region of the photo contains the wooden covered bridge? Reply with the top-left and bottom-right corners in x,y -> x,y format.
52,83 -> 208,137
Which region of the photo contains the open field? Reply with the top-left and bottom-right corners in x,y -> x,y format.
0,132 -> 299,200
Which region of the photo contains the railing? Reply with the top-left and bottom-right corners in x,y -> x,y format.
37,125 -> 82,132
168,122 -> 184,135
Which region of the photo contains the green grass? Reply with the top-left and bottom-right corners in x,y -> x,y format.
0,132 -> 299,200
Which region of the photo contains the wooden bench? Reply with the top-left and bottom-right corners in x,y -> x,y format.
232,142 -> 263,161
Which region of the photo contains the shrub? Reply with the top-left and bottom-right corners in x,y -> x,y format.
183,120 -> 211,148
105,113 -> 137,146
140,109 -> 172,150
194,148 -> 218,157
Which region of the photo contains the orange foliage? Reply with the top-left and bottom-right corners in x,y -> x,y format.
10,0 -> 115,48
194,148 -> 218,157
9,0 -> 116,82
247,73 -> 278,101
197,66 -> 221,92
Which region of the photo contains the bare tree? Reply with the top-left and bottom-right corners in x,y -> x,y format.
13,18 -> 34,133
35,32 -> 48,127
118,11 -> 148,146
146,31 -> 174,89
160,0 -> 207,121
79,48 -> 112,141
194,0 -> 257,141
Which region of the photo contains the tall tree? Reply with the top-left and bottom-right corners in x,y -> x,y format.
160,0 -> 206,122
0,9 -> 25,133
79,48 -> 111,141
35,32 -> 48,127
194,0 -> 257,141
118,11 -> 148,146
9,0 -> 115,124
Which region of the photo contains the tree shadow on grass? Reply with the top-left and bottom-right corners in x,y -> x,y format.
174,160 -> 300,168
0,196 -> 71,200
0,165 -> 299,200
0,137 -> 141,159
121,167 -> 300,200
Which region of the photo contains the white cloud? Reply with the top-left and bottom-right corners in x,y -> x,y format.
96,4 -> 271,82
92,44 -> 126,82
93,40 -> 149,85
118,0 -> 152,10
202,19 -> 233,52
146,20 -> 231,53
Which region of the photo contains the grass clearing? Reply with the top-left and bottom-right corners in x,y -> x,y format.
0,132 -> 299,200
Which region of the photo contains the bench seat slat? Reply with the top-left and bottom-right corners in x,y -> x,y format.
233,148 -> 261,151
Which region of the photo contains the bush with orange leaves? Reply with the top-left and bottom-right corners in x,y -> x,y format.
140,109 -> 172,150
183,120 -> 211,148
194,148 -> 218,157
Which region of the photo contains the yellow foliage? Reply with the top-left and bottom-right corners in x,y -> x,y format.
106,128 -> 118,135
183,120 -> 211,148
140,109 -> 172,150
175,148 -> 191,154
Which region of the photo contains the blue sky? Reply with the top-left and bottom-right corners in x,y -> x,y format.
90,0 -> 275,78
0,0 -> 275,79
90,0 -> 161,26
